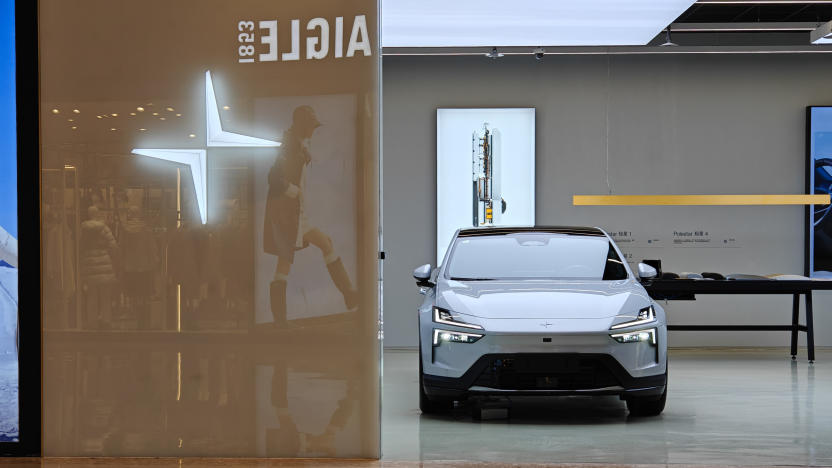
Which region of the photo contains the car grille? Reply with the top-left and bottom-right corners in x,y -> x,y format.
472,354 -> 621,390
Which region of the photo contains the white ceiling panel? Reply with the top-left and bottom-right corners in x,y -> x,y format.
382,0 -> 697,47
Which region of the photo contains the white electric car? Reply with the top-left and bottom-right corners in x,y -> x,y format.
413,227 -> 667,416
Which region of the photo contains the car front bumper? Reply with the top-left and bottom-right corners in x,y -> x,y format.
423,352 -> 666,400
420,323 -> 667,400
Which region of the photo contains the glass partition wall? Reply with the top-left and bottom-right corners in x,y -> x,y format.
39,0 -> 380,457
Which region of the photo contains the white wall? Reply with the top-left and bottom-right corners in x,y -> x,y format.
382,53 -> 832,348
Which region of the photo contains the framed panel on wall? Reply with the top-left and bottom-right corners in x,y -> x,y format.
807,106 -> 832,277
1,0 -> 41,456
436,108 -> 535,263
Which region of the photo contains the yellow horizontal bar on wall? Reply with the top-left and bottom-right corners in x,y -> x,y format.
573,194 -> 831,206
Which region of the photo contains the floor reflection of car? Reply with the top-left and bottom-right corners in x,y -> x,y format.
414,226 -> 667,416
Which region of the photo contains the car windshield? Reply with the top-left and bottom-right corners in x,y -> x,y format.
445,233 -> 628,281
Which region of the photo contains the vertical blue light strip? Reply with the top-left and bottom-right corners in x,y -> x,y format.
0,0 -> 15,239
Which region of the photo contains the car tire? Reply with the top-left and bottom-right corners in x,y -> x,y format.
419,349 -> 453,414
626,375 -> 667,417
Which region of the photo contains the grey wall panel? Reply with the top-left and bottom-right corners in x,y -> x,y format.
383,54 -> 832,348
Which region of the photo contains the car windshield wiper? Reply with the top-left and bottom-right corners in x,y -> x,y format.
449,277 -> 495,281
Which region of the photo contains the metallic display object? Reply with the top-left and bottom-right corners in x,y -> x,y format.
472,124 -> 505,226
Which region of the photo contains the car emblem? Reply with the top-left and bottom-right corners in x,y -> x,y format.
541,322 -> 553,327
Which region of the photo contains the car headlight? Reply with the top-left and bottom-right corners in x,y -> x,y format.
610,305 -> 656,330
433,307 -> 483,330
433,328 -> 483,346
610,328 -> 657,345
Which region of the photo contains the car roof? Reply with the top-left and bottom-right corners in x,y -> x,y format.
457,226 -> 606,238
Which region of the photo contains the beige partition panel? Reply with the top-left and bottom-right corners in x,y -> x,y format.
39,0 -> 379,457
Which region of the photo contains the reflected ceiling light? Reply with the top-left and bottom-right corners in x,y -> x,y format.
382,0 -> 697,47
51,109 -> 59,114
188,134 -> 196,138
137,106 -> 145,112
139,128 -> 146,131
109,127 -> 117,131
811,21 -> 832,44
71,126 -> 77,130
96,115 -> 103,119
132,71 -> 281,224
176,113 -> 182,117
152,112 -> 159,116
166,107 -> 175,112
160,117 -> 166,121
130,112 -> 136,116
222,105 -> 230,110
67,118 -> 74,122
111,113 -> 118,117
72,109 -> 80,114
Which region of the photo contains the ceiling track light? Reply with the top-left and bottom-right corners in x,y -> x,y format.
485,47 -> 504,59
660,27 -> 678,47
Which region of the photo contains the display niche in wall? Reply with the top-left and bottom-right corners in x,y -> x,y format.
436,108 -> 535,263
808,106 -> 832,277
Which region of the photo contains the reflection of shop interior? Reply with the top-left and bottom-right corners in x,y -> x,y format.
42,149 -> 255,332
43,342 -> 368,457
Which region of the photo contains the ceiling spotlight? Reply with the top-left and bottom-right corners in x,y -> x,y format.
111,113 -> 119,117
72,109 -> 80,114
109,127 -> 117,131
130,112 -> 136,116
533,47 -> 545,61
71,126 -> 77,130
96,115 -> 103,119
67,118 -> 74,122
660,27 -> 678,47
166,107 -> 175,112
176,113 -> 182,117
152,112 -> 159,116
811,20 -> 832,44
485,47 -> 504,59
188,133 -> 196,138
222,105 -> 230,110
160,117 -> 166,121
139,128 -> 147,132
51,109 -> 60,114
136,106 -> 145,112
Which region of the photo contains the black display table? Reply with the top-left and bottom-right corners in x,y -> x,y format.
643,279 -> 832,362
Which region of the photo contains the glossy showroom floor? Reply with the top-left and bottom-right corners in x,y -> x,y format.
382,348 -> 832,466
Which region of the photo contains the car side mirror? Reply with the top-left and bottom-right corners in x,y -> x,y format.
637,263 -> 658,281
413,264 -> 434,289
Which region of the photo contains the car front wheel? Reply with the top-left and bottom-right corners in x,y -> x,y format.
419,350 -> 453,414
626,376 -> 667,417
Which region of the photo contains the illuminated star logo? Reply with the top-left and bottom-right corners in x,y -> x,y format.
132,71 -> 281,224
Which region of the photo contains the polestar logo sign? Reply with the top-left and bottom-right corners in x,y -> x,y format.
132,71 -> 281,224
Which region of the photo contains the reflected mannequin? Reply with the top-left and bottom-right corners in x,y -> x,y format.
80,206 -> 119,330
263,105 -> 358,326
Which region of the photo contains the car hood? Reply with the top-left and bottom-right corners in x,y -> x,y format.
436,278 -> 651,320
